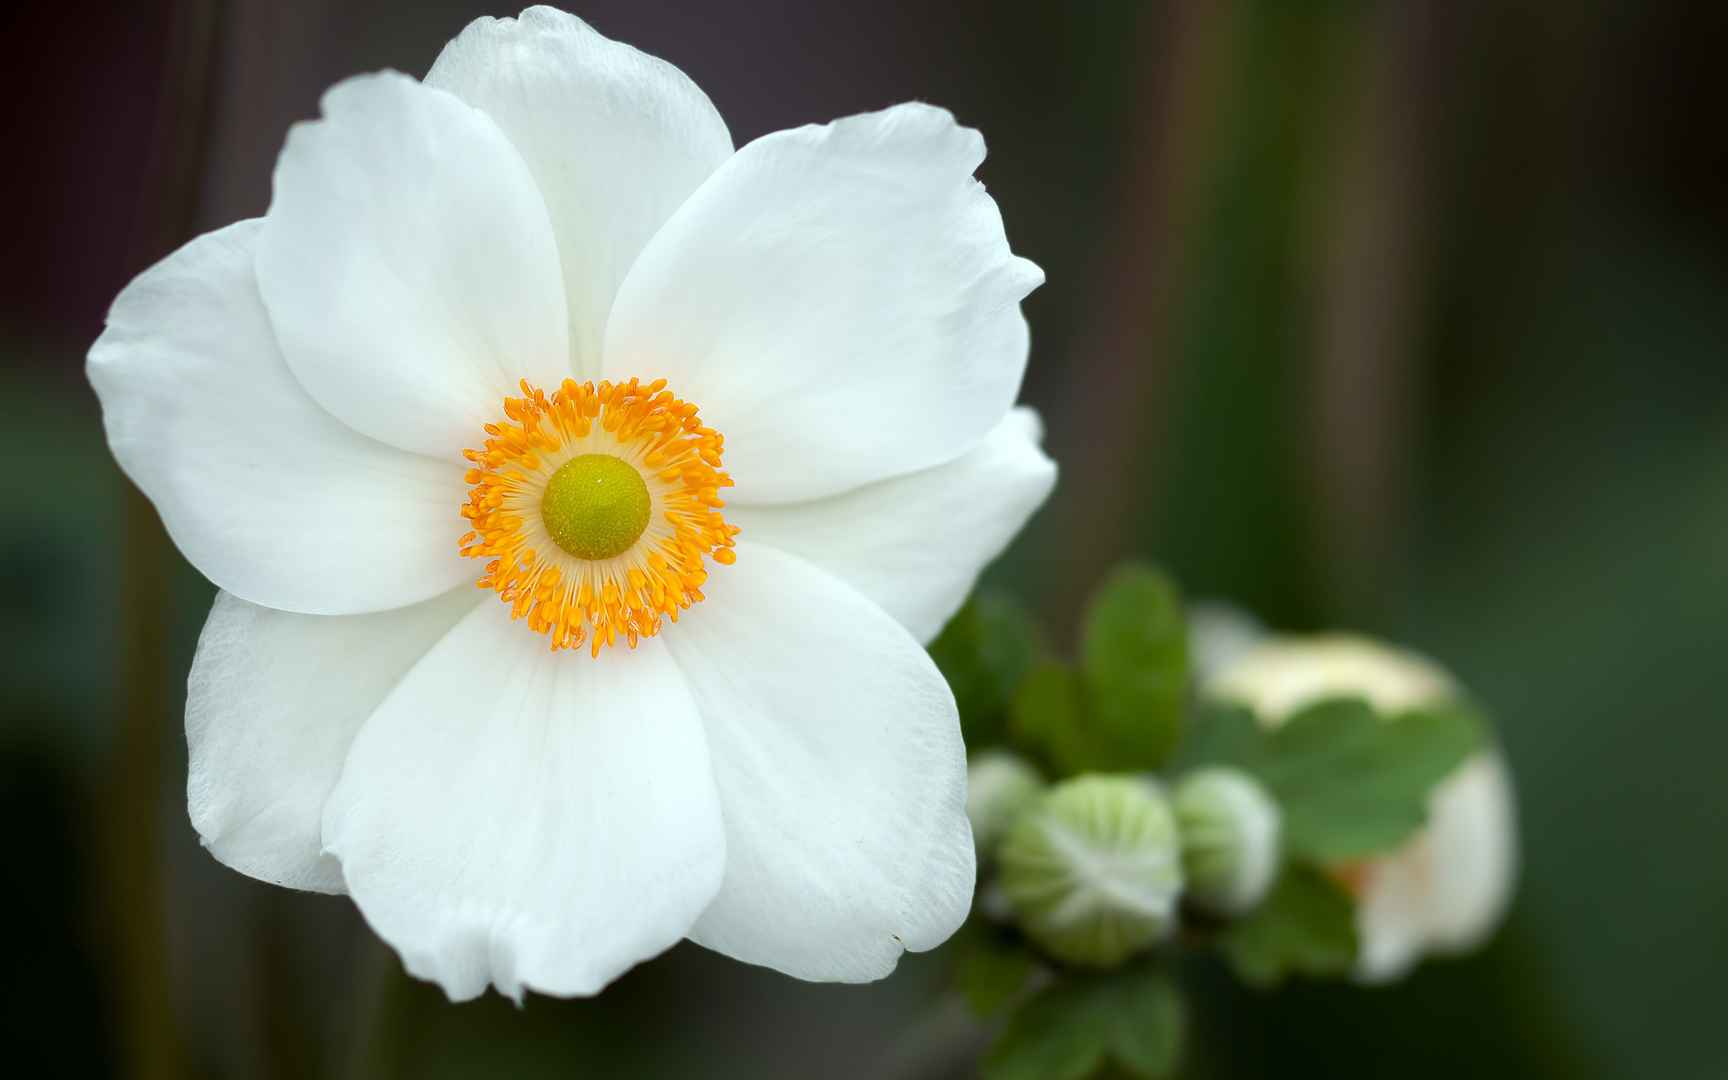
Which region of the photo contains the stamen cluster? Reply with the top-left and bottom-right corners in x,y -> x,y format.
460,377 -> 737,656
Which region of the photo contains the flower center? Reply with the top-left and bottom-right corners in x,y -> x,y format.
460,377 -> 738,657
540,453 -> 651,560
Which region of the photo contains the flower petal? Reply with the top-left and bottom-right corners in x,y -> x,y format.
1422,752 -> 1518,953
322,604 -> 725,1001
256,72 -> 570,459
1354,754 -> 1517,982
666,543 -> 974,981
603,103 -> 1043,502
426,6 -> 732,377
186,588 -> 479,893
728,407 -> 1055,643
1354,857 -> 1432,984
88,219 -> 474,615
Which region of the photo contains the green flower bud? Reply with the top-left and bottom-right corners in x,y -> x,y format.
1172,767 -> 1282,917
997,775 -> 1183,968
965,751 -> 1045,864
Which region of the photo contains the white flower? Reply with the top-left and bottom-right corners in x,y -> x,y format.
1208,635 -> 1517,983
88,6 -> 1054,1001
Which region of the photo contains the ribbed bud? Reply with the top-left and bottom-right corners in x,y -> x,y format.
997,775 -> 1183,968
1172,767 -> 1282,916
965,751 -> 1045,864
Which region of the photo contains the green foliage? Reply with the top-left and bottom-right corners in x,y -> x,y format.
984,967 -> 1184,1080
929,590 -> 1044,746
946,562 -> 1492,1072
953,925 -> 1036,1018
1078,565 -> 1189,770
1010,662 -> 1090,774
1270,700 -> 1484,861
1168,702 -> 1262,775
1007,566 -> 1190,776
1219,864 -> 1359,987
1177,697 -> 1484,861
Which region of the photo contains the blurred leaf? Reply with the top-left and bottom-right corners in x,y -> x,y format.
953,924 -> 1036,1018
984,966 -> 1184,1080
930,590 -> 1044,747
1263,698 -> 1483,861
1175,697 -> 1483,861
1010,662 -> 1090,775
1220,864 -> 1357,987
1078,564 -> 1188,770
1169,701 -> 1263,773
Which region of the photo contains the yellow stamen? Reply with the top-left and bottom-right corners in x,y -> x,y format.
460,377 -> 737,656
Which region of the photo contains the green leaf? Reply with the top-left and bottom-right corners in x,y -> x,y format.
1169,701 -> 1263,774
929,591 -> 1044,747
1175,697 -> 1485,861
1220,864 -> 1358,987
1261,698 -> 1483,861
1077,564 -> 1189,770
953,925 -> 1036,1018
984,967 -> 1184,1080
1010,662 -> 1091,775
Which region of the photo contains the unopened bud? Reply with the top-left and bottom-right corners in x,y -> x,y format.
1172,767 -> 1282,916
966,751 -> 1045,864
998,775 -> 1183,968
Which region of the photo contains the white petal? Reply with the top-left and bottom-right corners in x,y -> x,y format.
322,605 -> 725,1001
729,407 -> 1055,643
426,7 -> 732,377
257,72 -> 570,459
1421,752 -> 1518,952
1353,752 -> 1518,982
1208,635 -> 1455,723
666,543 -> 974,981
604,103 -> 1043,503
186,588 -> 479,893
88,219 -> 474,615
1354,856 -> 1432,984
1186,603 -> 1270,684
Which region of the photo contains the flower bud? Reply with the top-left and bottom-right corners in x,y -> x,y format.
1208,634 -> 1518,982
1172,767 -> 1281,916
997,775 -> 1183,968
965,751 -> 1045,864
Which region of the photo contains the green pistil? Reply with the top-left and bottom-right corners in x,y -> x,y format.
540,454 -> 651,561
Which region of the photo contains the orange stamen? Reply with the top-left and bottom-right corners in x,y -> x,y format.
459,377 -> 738,655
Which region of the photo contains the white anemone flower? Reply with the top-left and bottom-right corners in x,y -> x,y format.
1208,635 -> 1518,983
88,6 -> 1055,1001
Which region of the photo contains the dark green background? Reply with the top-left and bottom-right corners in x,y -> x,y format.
4,1 -> 1723,1076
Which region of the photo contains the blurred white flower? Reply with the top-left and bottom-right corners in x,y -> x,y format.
1186,600 -> 1269,683
1208,635 -> 1517,982
88,6 -> 1053,1000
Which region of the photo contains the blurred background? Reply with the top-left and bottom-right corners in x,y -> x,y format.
4,0 -> 1725,1076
